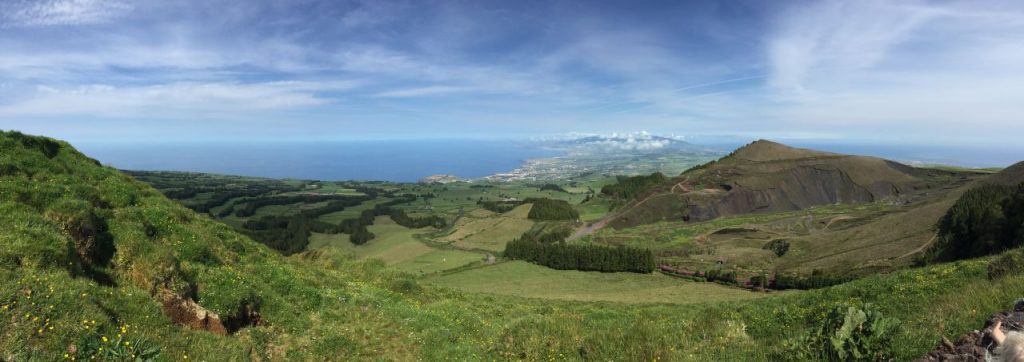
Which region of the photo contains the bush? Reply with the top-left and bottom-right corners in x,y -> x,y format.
781,303 -> 900,361
988,248 -> 1024,279
763,239 -> 790,257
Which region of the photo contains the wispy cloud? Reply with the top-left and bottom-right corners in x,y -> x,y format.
1,0 -> 132,27
0,81 -> 360,118
0,0 -> 1021,145
374,86 -> 479,98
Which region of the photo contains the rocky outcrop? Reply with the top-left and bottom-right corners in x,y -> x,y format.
916,300 -> 1024,361
157,290 -> 228,335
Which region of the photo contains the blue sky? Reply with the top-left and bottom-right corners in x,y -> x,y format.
1,0 -> 1023,145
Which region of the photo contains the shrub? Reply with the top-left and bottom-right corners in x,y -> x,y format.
781,303 -> 900,361
988,248 -> 1024,279
763,239 -> 790,257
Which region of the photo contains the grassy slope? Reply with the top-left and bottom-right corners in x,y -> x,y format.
426,261 -> 775,304
3,131 -> 1023,361
440,203 -> 535,252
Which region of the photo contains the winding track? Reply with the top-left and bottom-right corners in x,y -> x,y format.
569,178 -> 694,240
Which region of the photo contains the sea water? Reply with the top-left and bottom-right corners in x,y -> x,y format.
74,139 -> 560,182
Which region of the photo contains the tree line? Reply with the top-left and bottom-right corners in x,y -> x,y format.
926,182 -> 1024,262
504,239 -> 655,273
240,193 -> 446,254
233,194 -> 370,217
659,265 -> 852,290
333,194 -> 447,245
525,198 -> 578,221
600,172 -> 667,199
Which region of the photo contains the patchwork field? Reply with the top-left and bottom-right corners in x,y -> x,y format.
585,201 -> 930,275
439,204 -> 535,252
426,261 -> 780,304
311,217 -> 488,274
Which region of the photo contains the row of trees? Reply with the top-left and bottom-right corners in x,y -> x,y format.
525,198 -> 579,221
773,270 -> 853,290
234,194 -> 370,217
658,264 -> 852,290
477,200 -> 522,213
600,172 -> 667,199
332,194 -> 448,245
240,194 -> 396,253
928,183 -> 1024,262
538,183 -> 569,193
504,239 -> 655,273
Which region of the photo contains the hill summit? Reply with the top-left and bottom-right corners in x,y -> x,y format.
725,139 -> 837,162
987,161 -> 1024,186
607,140 -> 967,228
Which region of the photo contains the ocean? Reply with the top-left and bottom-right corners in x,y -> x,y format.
72,138 -> 1024,183
73,139 -> 560,182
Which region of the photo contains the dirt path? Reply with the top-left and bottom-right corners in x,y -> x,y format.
571,177 -> 721,240
569,187 -> 668,240
893,233 -> 937,260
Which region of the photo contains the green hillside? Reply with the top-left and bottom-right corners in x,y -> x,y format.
3,131 -> 1024,361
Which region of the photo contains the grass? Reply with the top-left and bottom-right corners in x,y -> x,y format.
347,217 -> 435,264
576,198 -> 613,222
426,261 -> 778,304
391,249 -> 486,276
440,204 -> 535,252
307,231 -> 351,249
589,201 -> 912,274
311,217 -> 489,275
6,130 -> 1024,361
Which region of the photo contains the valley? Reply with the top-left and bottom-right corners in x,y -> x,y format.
2,131 -> 1024,360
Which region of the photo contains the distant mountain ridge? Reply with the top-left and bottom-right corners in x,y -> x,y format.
547,133 -> 715,154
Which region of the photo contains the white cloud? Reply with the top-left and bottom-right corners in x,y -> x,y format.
1,0 -> 132,27
0,81 -> 358,118
374,86 -> 479,98
767,1 -> 940,93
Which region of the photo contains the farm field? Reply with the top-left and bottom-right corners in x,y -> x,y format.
426,261 -> 778,304
439,203 -> 535,252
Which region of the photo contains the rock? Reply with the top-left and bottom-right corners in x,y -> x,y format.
157,290 -> 227,335
915,301 -> 1024,361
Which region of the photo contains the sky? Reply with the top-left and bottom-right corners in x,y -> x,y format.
1,0 -> 1023,145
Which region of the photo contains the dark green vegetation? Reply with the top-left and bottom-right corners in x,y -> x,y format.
505,239 -> 655,273
782,303 -> 900,361
600,172 -> 667,199
525,197 -> 579,221
762,239 -> 790,257
6,131 -> 1024,361
927,181 -> 1024,262
538,183 -> 569,193
130,170 -> 452,254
